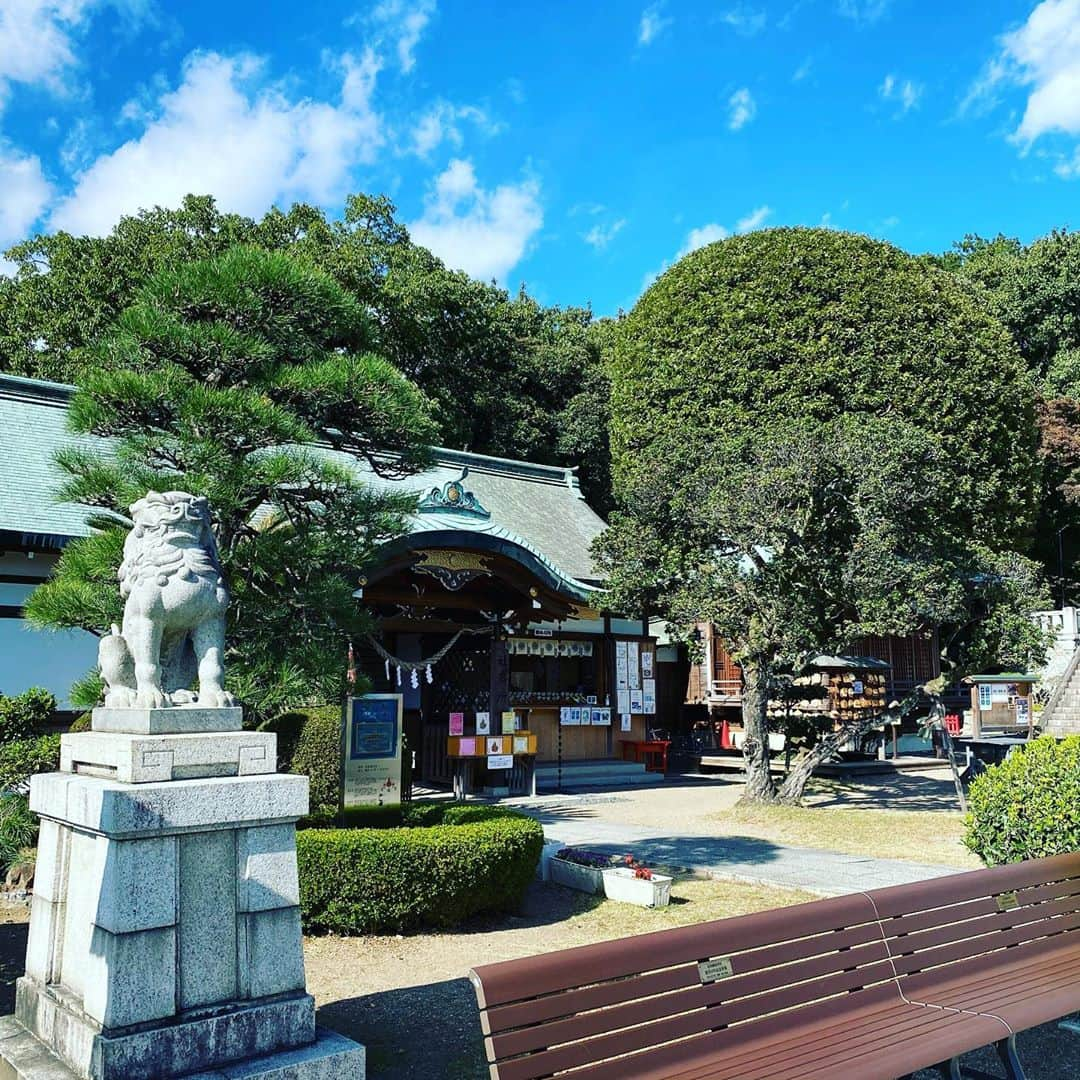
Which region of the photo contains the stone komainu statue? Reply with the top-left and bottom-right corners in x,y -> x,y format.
99,491 -> 236,709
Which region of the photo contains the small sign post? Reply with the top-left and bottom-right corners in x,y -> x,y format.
342,694 -> 404,809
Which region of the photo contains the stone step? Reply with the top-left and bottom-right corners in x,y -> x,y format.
534,760 -> 665,791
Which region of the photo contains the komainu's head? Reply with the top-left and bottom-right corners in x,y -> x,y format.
129,491 -> 212,545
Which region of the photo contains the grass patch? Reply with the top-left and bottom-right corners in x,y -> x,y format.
720,804 -> 979,868
552,876 -> 819,938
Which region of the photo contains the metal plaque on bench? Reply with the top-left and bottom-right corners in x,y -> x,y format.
698,956 -> 734,983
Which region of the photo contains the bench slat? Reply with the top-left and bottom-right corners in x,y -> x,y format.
481,920 -> 886,1037
470,891 -> 878,1009
488,959 -> 899,1080
875,876 -> 1080,938
487,940 -> 891,1060
867,851 -> 1080,918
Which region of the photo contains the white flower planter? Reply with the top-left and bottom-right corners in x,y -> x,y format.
602,867 -> 672,908
549,857 -> 606,895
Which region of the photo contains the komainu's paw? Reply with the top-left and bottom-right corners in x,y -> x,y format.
198,688 -> 237,708
135,687 -> 168,709
104,687 -> 136,708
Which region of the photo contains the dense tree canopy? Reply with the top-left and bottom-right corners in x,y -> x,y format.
25,246 -> 437,717
598,227 -> 1046,803
941,230 -> 1080,603
0,194 -> 612,512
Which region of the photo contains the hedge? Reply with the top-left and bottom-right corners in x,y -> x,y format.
965,736 -> 1080,865
259,706 -> 340,819
297,805 -> 544,934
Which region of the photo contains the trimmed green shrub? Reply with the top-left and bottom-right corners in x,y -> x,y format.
0,795 -> 39,872
260,706 -> 341,819
68,712 -> 92,733
965,736 -> 1080,865
0,735 -> 61,793
0,688 -> 56,744
297,806 -> 544,934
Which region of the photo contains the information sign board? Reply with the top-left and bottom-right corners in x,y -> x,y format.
343,695 -> 403,808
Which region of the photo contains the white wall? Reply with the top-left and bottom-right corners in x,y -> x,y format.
1,551 -> 98,709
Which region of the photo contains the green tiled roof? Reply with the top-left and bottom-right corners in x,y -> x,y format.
0,374 -> 607,589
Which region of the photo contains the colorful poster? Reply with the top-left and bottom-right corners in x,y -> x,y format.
343,695 -> 403,808
459,737 -> 476,756
513,735 -> 530,753
591,708 -> 611,726
488,754 -> 514,770
642,650 -> 654,678
630,690 -> 644,715
487,736 -> 506,755
475,712 -> 491,735
621,712 -> 632,732
502,710 -> 518,734
449,712 -> 464,736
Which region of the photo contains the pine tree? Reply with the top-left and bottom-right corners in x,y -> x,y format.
25,246 -> 438,718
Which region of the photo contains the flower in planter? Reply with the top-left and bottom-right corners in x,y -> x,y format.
622,853 -> 653,879
556,848 -> 620,869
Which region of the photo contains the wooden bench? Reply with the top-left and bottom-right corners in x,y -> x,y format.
469,852 -> 1080,1079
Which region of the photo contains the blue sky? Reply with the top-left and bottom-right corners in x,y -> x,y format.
1,1 -> 1080,314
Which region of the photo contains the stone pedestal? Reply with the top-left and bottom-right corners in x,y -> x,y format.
0,706 -> 365,1079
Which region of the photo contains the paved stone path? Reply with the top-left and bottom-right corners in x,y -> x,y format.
512,799 -> 960,896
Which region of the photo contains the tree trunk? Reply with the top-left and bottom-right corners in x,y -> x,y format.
775,690 -> 923,804
739,658 -> 779,804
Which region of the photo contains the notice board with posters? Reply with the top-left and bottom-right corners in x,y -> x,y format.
342,694 -> 403,808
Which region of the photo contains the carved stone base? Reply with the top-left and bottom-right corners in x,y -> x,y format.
0,1017 -> 365,1079
90,706 -> 243,736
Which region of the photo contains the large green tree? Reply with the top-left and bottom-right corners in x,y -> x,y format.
941,230 -> 1080,604
24,246 -> 437,718
1,193 -> 613,512
598,228 -> 1046,804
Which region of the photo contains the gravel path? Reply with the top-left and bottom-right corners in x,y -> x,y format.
513,796 -> 961,895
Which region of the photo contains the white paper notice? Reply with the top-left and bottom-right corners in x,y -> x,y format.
643,678 -> 656,696
643,692 -> 656,714
616,657 -> 629,689
615,641 -> 628,661
617,689 -> 630,714
630,689 -> 644,714
560,707 -> 571,726
621,713 -> 632,732
642,650 -> 654,678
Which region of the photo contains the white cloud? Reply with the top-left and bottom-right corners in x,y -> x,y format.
0,143 -> 52,254
968,0 -> 1080,146
638,3 -> 671,45
369,0 -> 436,74
408,158 -> 542,282
837,0 -> 890,22
409,99 -> 499,157
677,222 -> 729,259
736,204 -> 772,232
0,0 -> 146,106
720,7 -> 767,35
879,72 -> 923,113
50,49 -> 383,235
583,218 -> 626,251
793,57 -> 812,82
644,205 -> 774,290
728,87 -> 756,130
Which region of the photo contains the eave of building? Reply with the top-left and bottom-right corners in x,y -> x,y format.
0,374 -> 607,604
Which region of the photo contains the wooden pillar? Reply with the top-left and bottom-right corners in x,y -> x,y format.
490,638 -> 509,718
971,684 -> 982,738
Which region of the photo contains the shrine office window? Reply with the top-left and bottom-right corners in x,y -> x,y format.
507,637 -> 603,704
